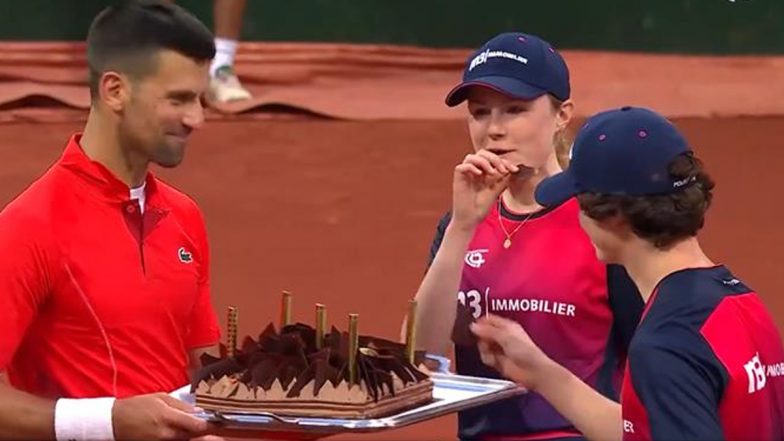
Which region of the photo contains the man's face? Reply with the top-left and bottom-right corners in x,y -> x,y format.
118,49 -> 210,168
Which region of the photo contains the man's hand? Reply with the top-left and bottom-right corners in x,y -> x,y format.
112,393 -> 209,441
451,150 -> 519,231
470,314 -> 553,390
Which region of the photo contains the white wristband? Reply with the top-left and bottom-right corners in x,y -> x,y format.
54,397 -> 116,441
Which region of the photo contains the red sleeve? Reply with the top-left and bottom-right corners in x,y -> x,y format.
184,207 -> 220,349
0,214 -> 54,370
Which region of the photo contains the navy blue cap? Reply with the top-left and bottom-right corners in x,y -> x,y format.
445,32 -> 570,107
535,106 -> 693,207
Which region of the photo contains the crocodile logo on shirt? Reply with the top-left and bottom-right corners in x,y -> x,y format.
178,247 -> 193,264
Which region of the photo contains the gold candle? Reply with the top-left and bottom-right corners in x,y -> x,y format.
315,303 -> 327,350
405,299 -> 418,364
348,313 -> 359,385
281,290 -> 293,328
227,306 -> 238,358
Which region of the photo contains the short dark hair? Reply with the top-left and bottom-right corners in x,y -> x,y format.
86,0 -> 215,100
576,153 -> 715,250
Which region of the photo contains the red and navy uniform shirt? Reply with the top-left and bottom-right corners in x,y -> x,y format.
621,266 -> 784,441
429,198 -> 643,441
0,134 -> 221,399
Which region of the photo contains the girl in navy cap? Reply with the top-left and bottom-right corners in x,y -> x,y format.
409,33 -> 644,441
471,106 -> 784,441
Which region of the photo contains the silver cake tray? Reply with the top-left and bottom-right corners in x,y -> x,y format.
189,373 -> 525,435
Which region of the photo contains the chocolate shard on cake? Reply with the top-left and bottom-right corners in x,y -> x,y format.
192,322 -> 434,418
191,353 -> 242,390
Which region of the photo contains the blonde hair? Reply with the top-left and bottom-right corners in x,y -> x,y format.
554,130 -> 572,170
548,95 -> 572,170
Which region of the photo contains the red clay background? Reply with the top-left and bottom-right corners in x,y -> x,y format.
1,117 -> 782,440
1,42 -> 784,122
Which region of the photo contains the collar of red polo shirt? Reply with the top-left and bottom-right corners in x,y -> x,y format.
60,133 -> 163,206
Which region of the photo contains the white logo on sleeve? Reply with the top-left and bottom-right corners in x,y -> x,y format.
465,249 -> 489,268
623,419 -> 635,434
745,353 -> 767,393
722,278 -> 741,286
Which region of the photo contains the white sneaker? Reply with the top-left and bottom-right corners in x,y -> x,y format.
208,65 -> 252,103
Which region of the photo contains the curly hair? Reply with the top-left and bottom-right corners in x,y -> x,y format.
576,153 -> 715,249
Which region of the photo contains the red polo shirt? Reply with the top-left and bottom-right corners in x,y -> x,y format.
0,134 -> 221,399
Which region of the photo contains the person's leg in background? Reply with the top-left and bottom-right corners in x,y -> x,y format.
168,0 -> 253,102
209,0 -> 252,103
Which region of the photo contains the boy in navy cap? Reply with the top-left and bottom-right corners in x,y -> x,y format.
470,106 -> 784,440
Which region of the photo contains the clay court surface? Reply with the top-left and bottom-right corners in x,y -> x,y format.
1,41 -> 783,440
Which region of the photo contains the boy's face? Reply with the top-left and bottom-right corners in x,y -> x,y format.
578,210 -> 627,264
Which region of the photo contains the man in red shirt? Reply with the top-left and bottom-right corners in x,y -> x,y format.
470,106 -> 784,440
0,1 -> 222,439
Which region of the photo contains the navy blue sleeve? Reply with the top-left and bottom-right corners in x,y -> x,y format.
607,264 -> 644,356
629,331 -> 728,441
427,211 -> 452,268
596,265 -> 644,400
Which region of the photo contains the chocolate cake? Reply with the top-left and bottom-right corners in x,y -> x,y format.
191,322 -> 434,418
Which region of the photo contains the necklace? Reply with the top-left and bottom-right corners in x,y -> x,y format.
497,198 -> 535,249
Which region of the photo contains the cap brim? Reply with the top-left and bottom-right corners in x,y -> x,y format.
534,170 -> 581,207
445,76 -> 547,107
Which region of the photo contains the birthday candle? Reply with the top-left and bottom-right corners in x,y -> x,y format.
348,313 -> 359,385
227,306 -> 238,358
281,290 -> 293,328
316,303 -> 327,350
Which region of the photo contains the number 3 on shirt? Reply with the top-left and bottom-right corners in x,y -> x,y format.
458,289 -> 483,319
